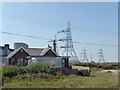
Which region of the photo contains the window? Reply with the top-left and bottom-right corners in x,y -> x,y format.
32,58 -> 36,62
38,60 -> 42,62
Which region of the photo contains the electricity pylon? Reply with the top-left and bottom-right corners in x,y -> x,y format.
58,21 -> 79,63
97,48 -> 105,63
81,49 -> 89,63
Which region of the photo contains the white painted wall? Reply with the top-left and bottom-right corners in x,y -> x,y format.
31,57 -> 63,68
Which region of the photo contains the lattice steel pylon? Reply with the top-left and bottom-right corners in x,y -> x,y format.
97,48 -> 106,63
58,21 -> 79,63
81,49 -> 89,63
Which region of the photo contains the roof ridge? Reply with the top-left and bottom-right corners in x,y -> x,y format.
6,47 -> 30,59
26,48 -> 45,49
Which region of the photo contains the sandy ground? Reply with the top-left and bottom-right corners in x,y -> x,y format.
100,70 -> 120,73
72,66 -> 90,70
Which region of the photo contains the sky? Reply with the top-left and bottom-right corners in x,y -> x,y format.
0,2 -> 118,62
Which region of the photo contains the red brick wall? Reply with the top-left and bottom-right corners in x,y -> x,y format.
6,59 -> 9,65
6,48 -> 29,66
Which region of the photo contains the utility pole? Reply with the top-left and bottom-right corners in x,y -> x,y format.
58,21 -> 79,63
97,48 -> 105,64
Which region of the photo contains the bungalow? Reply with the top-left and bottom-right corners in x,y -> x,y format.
6,47 -> 69,68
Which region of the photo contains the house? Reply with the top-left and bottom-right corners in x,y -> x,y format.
0,44 -> 14,63
6,46 -> 69,67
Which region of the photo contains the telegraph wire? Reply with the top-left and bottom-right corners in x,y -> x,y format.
1,31 -> 118,47
4,11 -> 66,27
4,11 -> 117,35
1,31 -> 52,40
73,42 -> 118,47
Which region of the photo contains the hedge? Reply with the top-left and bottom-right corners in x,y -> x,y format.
25,62 -> 51,74
2,62 -> 51,77
2,66 -> 18,78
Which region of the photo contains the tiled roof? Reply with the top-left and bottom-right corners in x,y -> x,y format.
6,47 -> 59,59
40,48 -> 50,56
26,48 -> 59,56
25,48 -> 44,56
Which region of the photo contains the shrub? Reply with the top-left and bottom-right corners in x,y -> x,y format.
25,62 -> 51,74
90,64 -> 97,67
2,66 -> 18,78
96,65 -> 102,68
102,65 -> 115,70
17,67 -> 27,75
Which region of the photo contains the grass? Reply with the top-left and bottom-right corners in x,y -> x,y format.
2,67 -> 119,88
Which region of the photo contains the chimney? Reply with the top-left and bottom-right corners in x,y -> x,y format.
48,45 -> 52,48
4,44 -> 9,56
52,40 -> 56,52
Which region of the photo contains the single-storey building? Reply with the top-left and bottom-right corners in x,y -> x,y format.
6,47 -> 69,68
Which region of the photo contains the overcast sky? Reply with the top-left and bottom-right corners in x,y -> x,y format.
1,2 -> 118,62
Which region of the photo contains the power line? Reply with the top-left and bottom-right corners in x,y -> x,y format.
4,11 -> 66,27
4,11 -> 117,36
73,41 -> 118,47
1,31 -> 118,47
1,31 -> 52,40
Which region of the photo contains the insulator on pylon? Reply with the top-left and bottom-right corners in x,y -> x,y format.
58,21 -> 79,63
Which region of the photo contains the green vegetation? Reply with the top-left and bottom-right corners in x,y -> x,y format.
17,67 -> 26,75
2,66 -> 18,78
2,67 -> 118,88
25,62 -> 51,74
72,62 -> 119,70
1,62 -> 119,88
2,62 -> 51,78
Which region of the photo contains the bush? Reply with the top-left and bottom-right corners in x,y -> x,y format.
17,67 -> 27,75
2,66 -> 18,78
102,65 -> 115,70
25,62 -> 51,74
97,65 -> 102,68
